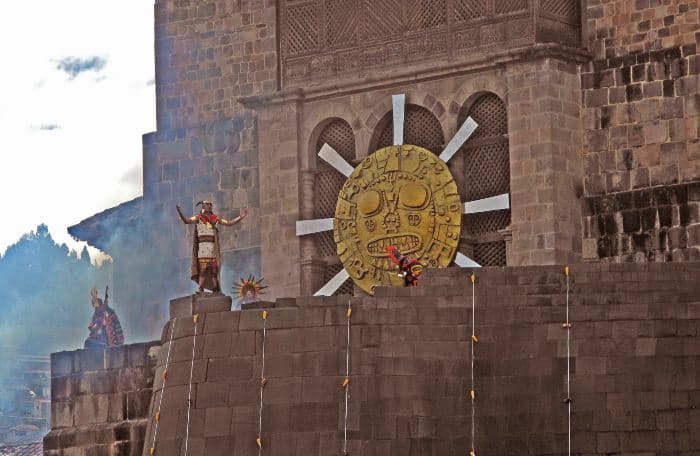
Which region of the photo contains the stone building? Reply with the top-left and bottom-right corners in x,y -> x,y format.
51,3 -> 700,454
69,0 -> 700,310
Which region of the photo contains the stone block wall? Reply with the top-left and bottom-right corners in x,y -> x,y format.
583,181 -> 700,261
134,0 -> 274,306
581,0 -> 700,261
154,0 -> 278,131
142,115 -> 261,299
43,342 -> 159,456
130,263 -> 700,455
506,58 -> 584,266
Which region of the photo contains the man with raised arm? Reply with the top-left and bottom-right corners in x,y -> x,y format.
176,201 -> 247,293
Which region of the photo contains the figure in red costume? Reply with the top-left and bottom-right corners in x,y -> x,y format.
387,245 -> 424,287
85,286 -> 124,349
176,201 -> 247,293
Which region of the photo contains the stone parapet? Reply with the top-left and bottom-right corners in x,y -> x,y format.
132,263 -> 700,455
43,342 -> 160,456
169,293 -> 233,318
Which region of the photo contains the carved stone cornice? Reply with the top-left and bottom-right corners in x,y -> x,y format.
239,42 -> 590,109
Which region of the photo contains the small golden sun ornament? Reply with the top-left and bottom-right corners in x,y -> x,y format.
233,275 -> 267,303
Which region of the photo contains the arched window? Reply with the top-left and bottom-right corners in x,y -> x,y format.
314,118 -> 355,295
460,93 -> 510,266
373,104 -> 444,153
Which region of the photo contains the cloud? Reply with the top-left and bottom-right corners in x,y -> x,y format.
32,123 -> 61,131
54,56 -> 107,79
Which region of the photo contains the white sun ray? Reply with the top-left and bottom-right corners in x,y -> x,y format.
296,218 -> 334,236
319,143 -> 354,177
313,268 -> 351,296
454,252 -> 481,268
463,193 -> 510,214
392,94 -> 405,146
439,116 -> 478,163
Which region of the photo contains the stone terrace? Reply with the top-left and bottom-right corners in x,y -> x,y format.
45,263 -> 700,455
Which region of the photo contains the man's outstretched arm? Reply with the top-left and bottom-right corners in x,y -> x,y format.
176,205 -> 197,224
219,209 -> 248,226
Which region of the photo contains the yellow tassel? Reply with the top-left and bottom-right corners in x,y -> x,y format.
471,334 -> 478,343
470,451 -> 476,456
162,370 -> 168,381
154,411 -> 160,422
262,310 -> 268,320
193,314 -> 199,324
342,378 -> 350,388
470,390 -> 475,399
150,448 -> 155,455
256,438 -> 262,448
564,266 -> 570,276
470,274 -> 476,284
347,307 -> 352,318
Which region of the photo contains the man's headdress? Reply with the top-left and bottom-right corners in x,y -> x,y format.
197,200 -> 213,213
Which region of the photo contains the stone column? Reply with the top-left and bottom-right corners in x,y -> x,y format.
299,168 -> 326,295
497,226 -> 514,265
506,57 -> 584,265
254,99 -> 304,299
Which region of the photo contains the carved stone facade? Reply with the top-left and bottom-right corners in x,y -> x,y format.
50,2 -> 700,454
279,0 -> 580,87
71,0 -> 700,303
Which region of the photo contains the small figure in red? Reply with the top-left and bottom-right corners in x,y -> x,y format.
84,286 -> 124,349
387,245 -> 424,287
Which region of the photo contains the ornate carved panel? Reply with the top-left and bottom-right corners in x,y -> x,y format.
279,0 -> 563,86
279,1 -> 580,86
325,0 -> 357,48
313,119 -> 356,293
375,104 -> 445,153
495,0 -> 528,15
284,2 -> 319,56
454,0 -> 489,23
406,0 -> 447,30
540,0 -> 579,24
474,240 -> 507,266
460,93 -> 510,266
359,0 -> 403,42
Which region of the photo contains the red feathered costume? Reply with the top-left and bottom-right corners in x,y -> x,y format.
387,245 -> 424,287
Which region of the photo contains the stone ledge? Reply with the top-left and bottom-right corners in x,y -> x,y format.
170,293 -> 232,318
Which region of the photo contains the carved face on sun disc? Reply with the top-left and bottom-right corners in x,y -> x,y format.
334,145 -> 462,295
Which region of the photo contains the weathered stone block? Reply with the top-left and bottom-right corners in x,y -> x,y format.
651,164 -> 679,186
52,351 -> 75,377
170,294 -> 232,318
74,394 -> 110,426
77,349 -> 105,372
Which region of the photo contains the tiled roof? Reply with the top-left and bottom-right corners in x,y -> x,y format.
68,196 -> 143,251
0,442 -> 43,456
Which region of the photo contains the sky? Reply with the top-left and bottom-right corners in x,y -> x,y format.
0,0 -> 156,260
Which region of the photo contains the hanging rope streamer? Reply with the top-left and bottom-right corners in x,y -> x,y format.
149,317 -> 177,456
342,298 -> 352,455
257,310 -> 268,454
184,314 -> 200,456
469,273 -> 477,456
563,266 -> 572,456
